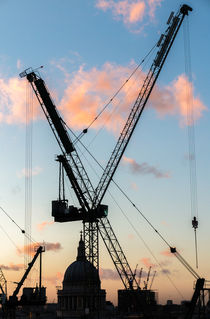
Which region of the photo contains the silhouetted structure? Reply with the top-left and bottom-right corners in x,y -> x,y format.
57,234 -> 106,318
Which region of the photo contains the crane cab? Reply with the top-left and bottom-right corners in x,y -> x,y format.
52,200 -> 108,222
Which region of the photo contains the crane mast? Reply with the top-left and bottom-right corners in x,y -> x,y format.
20,4 -> 192,291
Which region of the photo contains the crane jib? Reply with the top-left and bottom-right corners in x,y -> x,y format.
27,73 -> 74,154
92,4 -> 193,207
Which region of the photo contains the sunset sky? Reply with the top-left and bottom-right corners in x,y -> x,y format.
0,0 -> 210,306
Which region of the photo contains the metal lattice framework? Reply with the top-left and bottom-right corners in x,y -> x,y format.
0,268 -> 7,298
98,217 -> 137,288
93,5 -> 191,208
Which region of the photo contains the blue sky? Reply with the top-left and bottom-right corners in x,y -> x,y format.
0,0 -> 209,305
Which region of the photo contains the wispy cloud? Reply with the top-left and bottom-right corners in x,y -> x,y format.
99,268 -> 120,280
127,233 -> 135,240
151,74 -> 207,127
148,0 -> 162,18
17,166 -> 42,178
16,59 -> 22,70
130,182 -> 139,190
161,268 -> 171,275
0,263 -> 24,271
123,156 -> 170,179
59,62 -> 138,133
96,0 -> 146,23
0,77 -> 40,124
37,221 -> 54,231
95,0 -> 163,32
140,257 -> 156,268
0,65 -> 205,133
160,249 -> 174,258
17,242 -> 62,256
58,63 -> 206,133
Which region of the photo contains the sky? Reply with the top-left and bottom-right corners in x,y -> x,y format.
0,0 -> 209,306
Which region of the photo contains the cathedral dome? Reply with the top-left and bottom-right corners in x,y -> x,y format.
63,234 -> 100,288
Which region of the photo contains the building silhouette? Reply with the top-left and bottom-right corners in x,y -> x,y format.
57,233 -> 106,318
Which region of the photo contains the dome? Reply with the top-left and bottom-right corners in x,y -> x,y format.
63,234 -> 100,288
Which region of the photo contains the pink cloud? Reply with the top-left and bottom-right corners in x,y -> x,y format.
160,249 -> 174,258
0,66 -> 205,134
123,156 -> 170,179
17,242 -> 62,256
130,182 -> 139,190
95,0 -> 163,31
37,221 -> 54,231
149,74 -> 207,125
59,62 -> 139,133
96,0 -> 145,28
128,233 -> 135,240
17,166 -> 42,178
0,77 -> 40,124
148,0 -> 163,18
140,257 -> 156,268
58,63 -> 206,134
0,263 -> 24,271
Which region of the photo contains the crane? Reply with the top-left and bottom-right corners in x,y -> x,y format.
138,268 -> 143,288
20,4 -> 192,291
0,268 -> 7,304
149,270 -> 156,290
143,266 -> 151,290
4,246 -> 45,318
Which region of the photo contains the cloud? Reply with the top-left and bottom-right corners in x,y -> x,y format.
0,77 -> 40,124
17,166 -> 42,178
0,263 -> 24,271
17,242 -> 62,256
161,268 -> 171,275
127,233 -> 135,240
96,0 -> 146,22
16,59 -> 22,70
149,74 -> 207,126
148,0 -> 163,18
59,62 -> 139,133
0,64 -> 205,134
123,156 -> 170,179
99,268 -> 120,280
58,63 -> 206,134
160,249 -> 174,258
95,0 -> 163,32
130,182 -> 139,190
137,269 -> 148,278
37,221 -> 54,231
140,257 -> 156,268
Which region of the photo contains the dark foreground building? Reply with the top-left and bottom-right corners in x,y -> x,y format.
57,235 -> 106,318
118,288 -> 156,316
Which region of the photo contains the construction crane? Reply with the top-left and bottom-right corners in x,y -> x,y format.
6,246 -> 45,319
149,271 -> 156,290
169,246 -> 206,319
138,268 -> 143,288
0,268 -> 7,304
143,266 -> 151,290
20,4 -> 192,291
